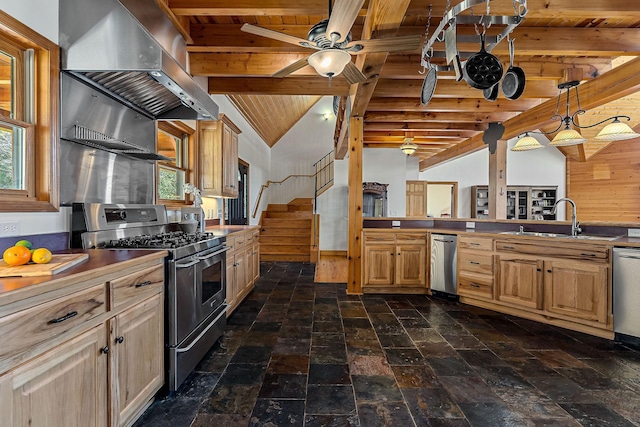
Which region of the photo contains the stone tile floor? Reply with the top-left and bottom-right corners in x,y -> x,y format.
135,262 -> 640,427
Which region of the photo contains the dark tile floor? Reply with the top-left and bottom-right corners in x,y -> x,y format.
135,262 -> 640,427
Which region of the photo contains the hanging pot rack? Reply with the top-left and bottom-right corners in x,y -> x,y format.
421,0 -> 528,73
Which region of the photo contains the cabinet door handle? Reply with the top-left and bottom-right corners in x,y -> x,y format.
135,280 -> 152,288
470,283 -> 481,288
536,268 -> 541,272
470,261 -> 480,265
547,269 -> 552,273
502,245 -> 515,249
100,346 -> 109,354
48,311 -> 78,324
580,253 -> 597,257
116,336 -> 124,344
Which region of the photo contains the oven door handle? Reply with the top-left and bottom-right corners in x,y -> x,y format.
196,247 -> 231,261
175,304 -> 228,353
175,258 -> 199,269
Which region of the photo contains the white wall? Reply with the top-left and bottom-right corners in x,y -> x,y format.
0,0 -> 59,43
420,135 -> 567,218
318,158 -> 348,250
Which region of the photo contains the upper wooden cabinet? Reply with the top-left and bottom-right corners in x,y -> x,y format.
198,114 -> 241,198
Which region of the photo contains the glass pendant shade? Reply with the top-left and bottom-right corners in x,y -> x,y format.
550,127 -> 586,146
307,49 -> 352,78
594,120 -> 640,141
400,140 -> 418,155
512,135 -> 544,151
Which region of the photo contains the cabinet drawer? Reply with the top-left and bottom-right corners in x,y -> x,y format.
458,251 -> 493,275
0,284 -> 106,362
458,273 -> 493,298
364,232 -> 395,243
459,236 -> 493,251
252,230 -> 260,242
234,234 -> 247,249
496,240 -> 608,261
225,236 -> 236,252
396,233 -> 427,243
111,265 -> 164,308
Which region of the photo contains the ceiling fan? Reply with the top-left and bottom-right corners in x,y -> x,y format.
240,0 -> 423,84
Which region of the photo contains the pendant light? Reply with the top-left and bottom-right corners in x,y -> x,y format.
513,80 -> 638,151
400,138 -> 418,155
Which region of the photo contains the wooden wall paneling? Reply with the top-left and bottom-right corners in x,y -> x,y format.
347,116 -> 363,295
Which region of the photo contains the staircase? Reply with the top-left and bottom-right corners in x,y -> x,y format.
260,198 -> 314,262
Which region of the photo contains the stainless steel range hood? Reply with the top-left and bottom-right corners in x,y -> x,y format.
59,0 -> 218,120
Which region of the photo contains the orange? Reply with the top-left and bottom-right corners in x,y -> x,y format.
3,245 -> 32,266
31,248 -> 53,264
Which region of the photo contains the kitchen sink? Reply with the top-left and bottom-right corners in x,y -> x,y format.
499,231 -> 619,241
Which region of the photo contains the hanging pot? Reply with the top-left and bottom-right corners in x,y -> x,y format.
420,65 -> 438,105
501,38 -> 526,100
463,33 -> 503,90
483,83 -> 499,101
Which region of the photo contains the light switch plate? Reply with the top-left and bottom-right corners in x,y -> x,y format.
628,228 -> 640,237
465,221 -> 476,229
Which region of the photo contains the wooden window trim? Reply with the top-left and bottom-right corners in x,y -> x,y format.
156,120 -> 195,207
0,10 -> 59,212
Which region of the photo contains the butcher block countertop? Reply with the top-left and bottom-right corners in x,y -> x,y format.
0,249 -> 167,309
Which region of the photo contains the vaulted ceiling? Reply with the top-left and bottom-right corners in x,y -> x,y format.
164,0 -> 640,169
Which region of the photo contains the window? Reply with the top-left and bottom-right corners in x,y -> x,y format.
156,121 -> 195,205
0,11 -> 58,212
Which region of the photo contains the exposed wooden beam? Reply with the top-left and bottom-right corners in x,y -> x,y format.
420,57 -> 640,169
207,77 -> 349,95
366,97 -> 542,112
374,79 -> 560,99
364,110 -> 518,123
364,129 -> 479,139
364,122 -> 488,132
170,0 -> 351,16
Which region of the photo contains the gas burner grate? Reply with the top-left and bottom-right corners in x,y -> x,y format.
102,231 -> 218,249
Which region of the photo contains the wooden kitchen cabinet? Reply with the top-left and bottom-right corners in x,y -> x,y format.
198,114 -> 241,198
496,255 -> 543,310
225,227 -> 260,315
0,256 -> 165,427
362,230 -> 427,293
457,236 -> 494,300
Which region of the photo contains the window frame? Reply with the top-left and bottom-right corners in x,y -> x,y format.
0,11 -> 59,212
156,120 -> 196,207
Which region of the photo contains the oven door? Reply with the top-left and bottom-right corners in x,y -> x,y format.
195,246 -> 228,321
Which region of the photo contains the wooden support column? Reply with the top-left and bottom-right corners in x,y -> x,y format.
488,140 -> 507,219
347,116 -> 364,294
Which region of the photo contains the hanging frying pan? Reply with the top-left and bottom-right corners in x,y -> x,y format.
420,65 -> 437,105
463,33 -> 503,90
483,83 -> 499,102
501,38 -> 526,100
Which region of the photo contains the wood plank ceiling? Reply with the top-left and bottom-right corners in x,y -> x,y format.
167,0 -> 640,169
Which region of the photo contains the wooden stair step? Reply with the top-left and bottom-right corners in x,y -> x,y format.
260,235 -> 311,245
261,218 -> 311,227
261,244 -> 311,254
265,211 -> 313,219
259,227 -> 311,237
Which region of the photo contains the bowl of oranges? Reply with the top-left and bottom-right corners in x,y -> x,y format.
3,240 -> 52,266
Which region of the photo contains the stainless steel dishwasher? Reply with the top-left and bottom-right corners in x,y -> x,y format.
430,234 -> 458,299
613,247 -> 640,349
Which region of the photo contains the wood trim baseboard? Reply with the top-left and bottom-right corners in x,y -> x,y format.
320,250 -> 347,257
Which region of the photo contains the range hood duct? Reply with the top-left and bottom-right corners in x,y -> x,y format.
59,0 -> 218,120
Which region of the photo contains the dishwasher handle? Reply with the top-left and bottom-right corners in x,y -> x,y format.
433,238 -> 456,244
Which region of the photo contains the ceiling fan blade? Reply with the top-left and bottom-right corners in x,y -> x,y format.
272,57 -> 310,78
326,0 -> 365,44
241,23 -> 318,49
341,61 -> 367,84
347,34 -> 423,54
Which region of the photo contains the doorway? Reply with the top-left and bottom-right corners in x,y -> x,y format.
224,160 -> 249,225
427,181 -> 458,218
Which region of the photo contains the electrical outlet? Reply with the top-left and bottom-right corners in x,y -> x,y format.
466,221 -> 476,229
628,228 -> 640,238
0,221 -> 20,237
391,220 -> 401,227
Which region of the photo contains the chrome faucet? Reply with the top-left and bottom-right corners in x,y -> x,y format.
552,198 -> 581,236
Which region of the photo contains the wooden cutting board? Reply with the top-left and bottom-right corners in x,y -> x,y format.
0,253 -> 89,277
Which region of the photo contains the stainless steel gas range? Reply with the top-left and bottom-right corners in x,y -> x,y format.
71,203 -> 228,392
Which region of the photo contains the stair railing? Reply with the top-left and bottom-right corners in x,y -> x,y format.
252,150 -> 335,219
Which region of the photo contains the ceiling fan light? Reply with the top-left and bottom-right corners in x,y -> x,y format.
550,128 -> 586,146
594,120 -> 640,141
400,140 -> 418,156
512,135 -> 544,151
307,49 -> 352,78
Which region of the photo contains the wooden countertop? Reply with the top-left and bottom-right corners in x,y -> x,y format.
206,225 -> 259,238
0,249 -> 167,309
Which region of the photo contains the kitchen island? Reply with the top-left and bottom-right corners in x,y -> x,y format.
0,249 -> 167,427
